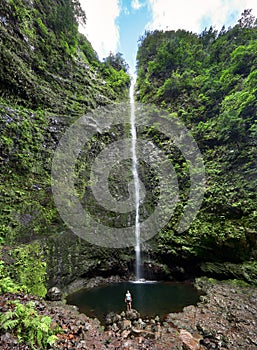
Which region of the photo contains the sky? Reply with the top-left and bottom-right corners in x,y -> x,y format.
79,0 -> 257,73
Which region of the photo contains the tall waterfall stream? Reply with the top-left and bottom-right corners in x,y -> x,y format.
129,77 -> 142,281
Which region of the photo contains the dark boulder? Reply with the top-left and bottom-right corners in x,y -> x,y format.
46,286 -> 62,301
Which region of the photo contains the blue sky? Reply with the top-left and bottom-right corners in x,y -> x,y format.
117,1 -> 152,73
79,0 -> 257,73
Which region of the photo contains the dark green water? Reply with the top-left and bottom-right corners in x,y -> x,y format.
66,281 -> 200,322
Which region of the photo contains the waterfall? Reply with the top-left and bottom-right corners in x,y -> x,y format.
129,76 -> 141,281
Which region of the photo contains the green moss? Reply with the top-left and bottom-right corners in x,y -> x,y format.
200,261 -> 257,285
0,0 -> 129,292
0,260 -> 26,294
9,242 -> 47,297
136,15 -> 257,273
0,0 -> 130,244
226,279 -> 250,287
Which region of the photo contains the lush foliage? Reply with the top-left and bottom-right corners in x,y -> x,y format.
0,0 -> 129,112
0,242 -> 47,297
0,0 -> 129,244
0,260 -> 25,294
0,103 -> 57,243
136,10 -> 257,270
0,300 -> 60,349
9,243 -> 47,297
0,0 -> 130,302
103,52 -> 130,72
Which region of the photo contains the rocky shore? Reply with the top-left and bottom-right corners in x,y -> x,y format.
0,278 -> 256,349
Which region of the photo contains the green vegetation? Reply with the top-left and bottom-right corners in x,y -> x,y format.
0,300 -> 60,349
0,242 -> 47,297
0,1 -> 130,346
0,260 -> 25,294
136,10 -> 257,279
0,0 -> 256,319
0,0 -> 129,297
0,0 -> 129,113
0,0 -> 130,243
10,243 -> 47,297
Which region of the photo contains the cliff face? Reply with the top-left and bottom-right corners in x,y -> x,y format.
135,11 -> 257,282
0,0 -> 132,290
0,0 -> 129,112
1,2 -> 257,292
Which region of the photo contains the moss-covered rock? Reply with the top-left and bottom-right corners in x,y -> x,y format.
135,16 -> 257,279
43,231 -> 134,288
0,0 -> 131,291
200,261 -> 257,285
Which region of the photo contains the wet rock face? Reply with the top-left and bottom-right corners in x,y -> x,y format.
44,231 -> 132,289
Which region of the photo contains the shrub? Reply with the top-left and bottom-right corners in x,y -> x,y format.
0,300 -> 60,349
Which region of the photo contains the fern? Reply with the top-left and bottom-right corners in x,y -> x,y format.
0,300 -> 61,349
47,334 -> 59,345
1,318 -> 19,330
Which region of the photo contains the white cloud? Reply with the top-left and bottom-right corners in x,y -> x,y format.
77,0 -> 257,66
79,0 -> 120,60
147,0 -> 257,34
131,0 -> 144,10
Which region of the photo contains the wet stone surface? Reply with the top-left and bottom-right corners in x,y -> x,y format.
0,279 -> 256,349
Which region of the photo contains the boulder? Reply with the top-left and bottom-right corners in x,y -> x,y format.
105,312 -> 121,325
119,319 -> 132,330
121,329 -> 131,339
179,329 -> 201,350
46,286 -> 62,301
125,309 -> 140,321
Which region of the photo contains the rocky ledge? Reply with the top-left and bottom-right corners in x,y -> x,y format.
0,278 -> 256,349
164,278 -> 257,350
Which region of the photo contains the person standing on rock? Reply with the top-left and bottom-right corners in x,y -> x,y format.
125,290 -> 132,311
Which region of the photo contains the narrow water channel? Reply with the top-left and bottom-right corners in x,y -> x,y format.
66,281 -> 200,323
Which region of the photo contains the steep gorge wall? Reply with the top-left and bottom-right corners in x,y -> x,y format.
1,2 -> 257,292
0,0 -> 133,291
135,15 -> 257,283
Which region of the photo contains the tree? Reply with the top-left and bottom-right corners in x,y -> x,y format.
238,9 -> 257,28
103,52 -> 129,72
